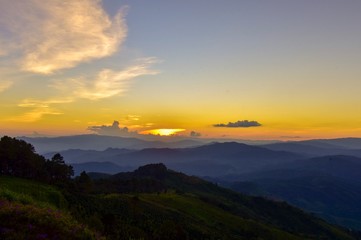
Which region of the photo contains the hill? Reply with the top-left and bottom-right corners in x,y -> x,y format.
0,176 -> 100,239
2,164 -> 360,239
218,155 -> 361,230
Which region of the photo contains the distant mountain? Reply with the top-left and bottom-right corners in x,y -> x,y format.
308,138 -> 361,149
218,155 -> 361,230
71,161 -> 133,176
262,138 -> 361,157
51,142 -> 305,177
19,134 -> 203,153
43,148 -> 135,164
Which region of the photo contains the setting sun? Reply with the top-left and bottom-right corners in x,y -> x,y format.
142,129 -> 185,136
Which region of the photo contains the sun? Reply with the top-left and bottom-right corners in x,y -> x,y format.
142,128 -> 185,136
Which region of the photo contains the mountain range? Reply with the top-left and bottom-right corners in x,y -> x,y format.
19,135 -> 361,230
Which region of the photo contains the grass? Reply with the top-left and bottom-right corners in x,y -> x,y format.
0,176 -> 103,239
0,175 -> 67,209
138,192 -> 306,240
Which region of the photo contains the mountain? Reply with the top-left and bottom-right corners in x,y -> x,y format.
219,155 -> 361,230
308,138 -> 361,149
71,161 -> 133,176
43,148 -> 135,164
0,136 -> 359,239
77,163 -> 358,239
19,134 -> 203,153
51,142 -> 305,177
262,138 -> 361,157
3,166 -> 359,239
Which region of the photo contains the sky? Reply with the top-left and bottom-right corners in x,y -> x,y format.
1,0 -> 361,140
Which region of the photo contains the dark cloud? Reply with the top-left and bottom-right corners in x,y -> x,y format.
213,120 -> 262,128
87,120 -> 138,137
190,131 -> 201,137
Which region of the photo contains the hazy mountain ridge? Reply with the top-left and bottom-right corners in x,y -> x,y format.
262,138 -> 361,157
214,155 -> 361,230
20,134 -> 204,153
48,142 -> 305,177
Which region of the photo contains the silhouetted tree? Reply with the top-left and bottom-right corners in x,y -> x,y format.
46,153 -> 74,183
0,136 -> 47,179
75,171 -> 93,193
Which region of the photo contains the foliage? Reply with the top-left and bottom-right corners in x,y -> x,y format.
0,198 -> 102,240
0,136 -> 73,184
0,175 -> 67,209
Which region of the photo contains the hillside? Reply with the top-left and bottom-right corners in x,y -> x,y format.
0,176 -> 100,239
1,165 -> 359,239
219,155 -> 361,230
75,163 -> 358,240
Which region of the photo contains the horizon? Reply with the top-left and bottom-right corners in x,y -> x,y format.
1,1 -> 361,140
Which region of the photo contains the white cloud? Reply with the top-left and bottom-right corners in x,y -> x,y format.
0,81 -> 12,92
52,57 -> 159,100
0,0 -> 127,74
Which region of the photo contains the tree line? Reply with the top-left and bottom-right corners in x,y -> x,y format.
0,136 -> 73,184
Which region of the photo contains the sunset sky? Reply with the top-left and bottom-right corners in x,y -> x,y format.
1,0 -> 361,140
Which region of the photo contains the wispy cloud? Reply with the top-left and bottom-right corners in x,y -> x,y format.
0,81 -> 12,92
11,57 -> 158,122
214,120 -> 262,128
10,98 -> 72,122
52,58 -> 159,100
0,0 -> 127,74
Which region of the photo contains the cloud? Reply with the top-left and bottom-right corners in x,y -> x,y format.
51,58 -> 159,100
87,120 -> 139,137
190,131 -> 201,137
10,98 -> 71,122
11,57 -> 158,122
0,0 -> 127,74
0,81 -> 12,92
213,120 -> 262,128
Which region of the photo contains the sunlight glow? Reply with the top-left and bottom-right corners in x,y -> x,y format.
142,128 -> 185,136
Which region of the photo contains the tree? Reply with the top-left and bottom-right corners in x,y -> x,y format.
75,171 -> 93,193
0,136 -> 46,179
46,153 -> 74,183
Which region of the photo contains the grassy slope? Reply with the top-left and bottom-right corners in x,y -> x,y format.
141,192 -> 305,240
0,175 -> 357,240
0,176 -> 101,240
0,175 -> 67,209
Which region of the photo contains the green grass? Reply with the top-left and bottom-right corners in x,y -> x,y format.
139,192 -> 306,240
0,176 -> 102,239
0,176 -> 67,209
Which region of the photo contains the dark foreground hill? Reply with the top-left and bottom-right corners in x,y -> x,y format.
1,163 -> 360,239
77,163 -> 360,240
